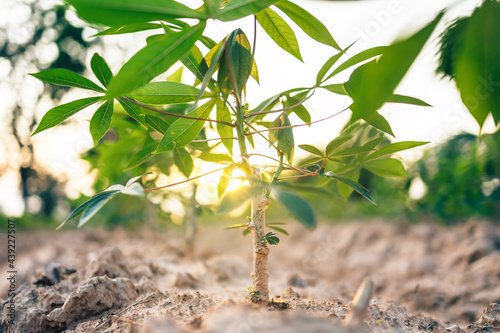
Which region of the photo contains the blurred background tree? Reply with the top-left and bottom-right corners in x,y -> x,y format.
0,1 -> 99,227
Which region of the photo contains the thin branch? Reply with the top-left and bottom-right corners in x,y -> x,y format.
244,91 -> 314,118
191,136 -> 237,143
248,153 -> 314,175
243,120 -> 280,153
143,167 -> 229,192
245,106 -> 349,136
122,97 -> 236,128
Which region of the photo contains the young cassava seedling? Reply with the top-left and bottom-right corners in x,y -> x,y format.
31,0 -> 442,302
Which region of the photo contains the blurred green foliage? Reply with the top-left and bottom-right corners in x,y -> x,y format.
412,131 -> 500,223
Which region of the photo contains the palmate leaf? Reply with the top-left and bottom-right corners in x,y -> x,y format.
90,100 -> 114,144
336,168 -> 360,200
298,144 -> 323,157
455,0 -> 500,127
30,68 -> 105,93
92,22 -> 162,37
90,53 -> 113,88
173,147 -> 193,178
66,0 -> 208,26
117,98 -> 146,125
181,44 -> 206,82
129,81 -> 211,104
156,98 -> 216,152
325,46 -> 387,82
145,115 -> 169,134
344,13 -> 443,135
366,141 -> 428,160
218,29 -> 253,100
275,0 -> 340,50
256,7 -> 302,61
322,84 -> 431,107
325,172 -> 374,204
217,166 -> 234,198
284,93 -> 310,123
126,141 -> 158,169
273,190 -> 316,229
216,99 -> 234,154
198,153 -> 234,163
217,184 -> 265,214
269,112 -> 294,163
361,158 -> 408,178
217,0 -> 280,21
32,97 -> 101,135
316,42 -> 355,85
58,174 -> 149,229
107,22 -> 206,98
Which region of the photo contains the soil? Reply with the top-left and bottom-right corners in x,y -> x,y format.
1,219 -> 500,332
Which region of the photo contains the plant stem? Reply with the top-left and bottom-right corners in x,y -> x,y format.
121,97 -> 236,127
143,167 -> 227,192
244,91 -> 314,118
250,192 -> 270,302
245,106 -> 350,136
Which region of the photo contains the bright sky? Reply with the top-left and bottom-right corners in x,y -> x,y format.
2,0 -> 496,217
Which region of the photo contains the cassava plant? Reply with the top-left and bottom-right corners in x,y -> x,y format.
30,0 -> 444,302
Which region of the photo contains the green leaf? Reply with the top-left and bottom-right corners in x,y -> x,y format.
156,98 -> 216,152
388,94 -> 431,106
225,223 -> 247,230
216,99 -> 234,154
269,112 -> 294,163
273,190 -> 316,229
126,172 -> 152,187
32,97 -> 101,135
325,46 -> 387,81
344,13 -> 443,135
316,43 -> 355,85
181,44 -> 206,83
298,144 -> 323,157
326,172 -> 374,204
275,0 -> 340,50
268,225 -> 289,236
217,185 -> 264,214
248,94 -> 281,115
30,69 -> 105,93
129,81 -> 210,104
66,0 -> 208,26
455,1 -> 500,127
198,153 -> 233,163
284,93 -> 310,123
217,0 -> 280,21
218,166 -> 234,198
361,158 -> 408,177
79,190 -> 120,227
196,39 -> 225,102
321,83 -> 347,95
126,141 -> 157,169
57,190 -> 119,229
117,98 -> 146,125
146,115 -> 169,134
90,53 -> 113,88
173,147 -> 194,178
264,232 -> 280,245
107,22 -> 206,98
336,168 -> 360,200
325,135 -> 352,157
322,84 -> 431,107
166,67 -> 184,83
218,29 -> 253,100
90,100 -> 114,144
92,22 -> 162,37
255,7 -> 302,61
366,141 -> 428,160
330,137 -> 383,159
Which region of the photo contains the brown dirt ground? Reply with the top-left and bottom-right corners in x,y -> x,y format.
1,219 -> 500,332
